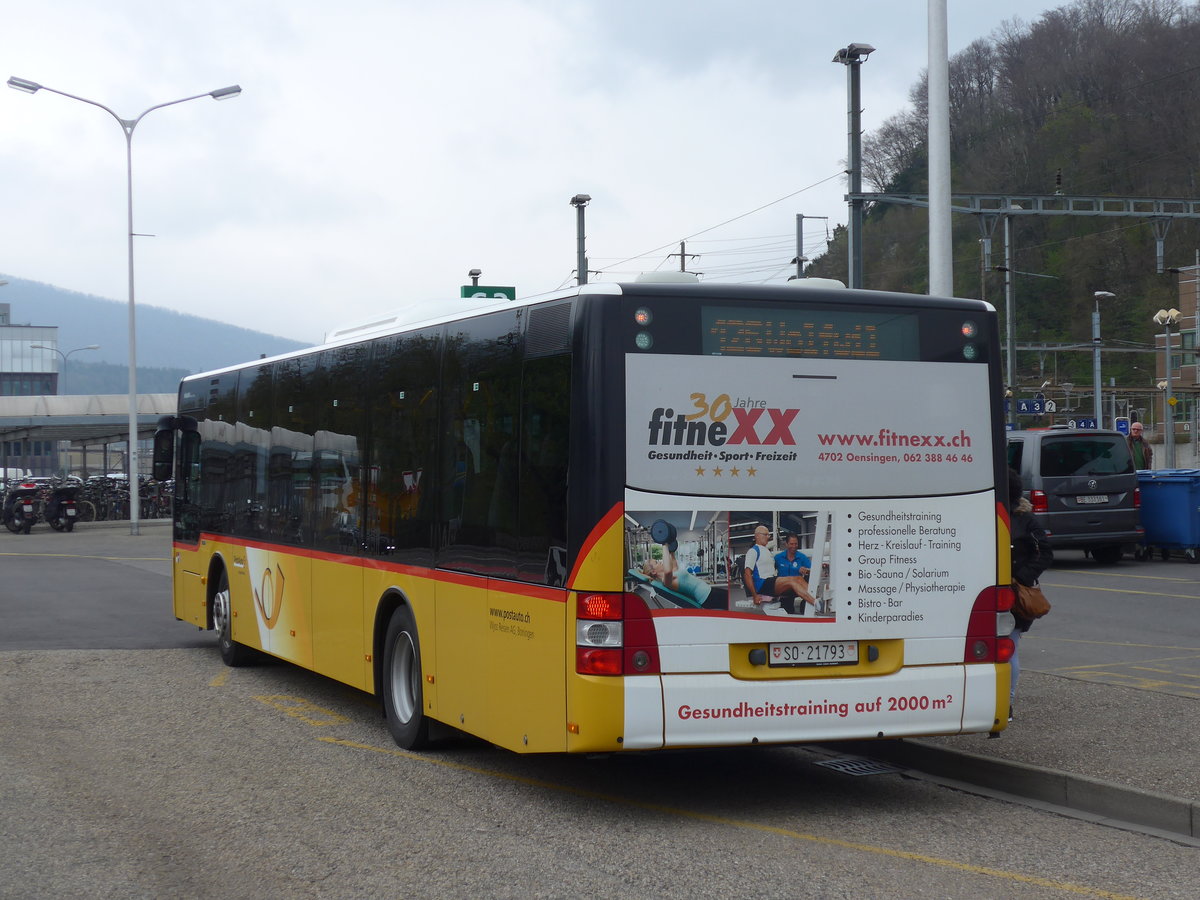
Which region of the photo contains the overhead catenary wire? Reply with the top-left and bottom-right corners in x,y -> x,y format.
596,171 -> 844,277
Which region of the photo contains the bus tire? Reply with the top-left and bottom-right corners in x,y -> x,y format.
213,569 -> 255,667
382,605 -> 430,750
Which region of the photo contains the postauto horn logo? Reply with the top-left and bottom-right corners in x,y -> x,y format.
647,394 -> 799,447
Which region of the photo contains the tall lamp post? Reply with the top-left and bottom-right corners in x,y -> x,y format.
832,42 -> 875,290
30,343 -> 100,393
8,76 -> 241,534
569,193 -> 590,286
1092,291 -> 1115,427
1154,308 -> 1181,468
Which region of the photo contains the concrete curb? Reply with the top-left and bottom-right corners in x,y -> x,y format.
840,738 -> 1199,842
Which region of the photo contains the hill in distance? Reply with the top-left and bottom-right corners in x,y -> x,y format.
1,275 -> 312,394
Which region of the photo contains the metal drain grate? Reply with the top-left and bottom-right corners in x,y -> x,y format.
813,755 -> 905,777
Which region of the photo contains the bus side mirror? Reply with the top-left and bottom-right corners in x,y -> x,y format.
152,417 -> 176,482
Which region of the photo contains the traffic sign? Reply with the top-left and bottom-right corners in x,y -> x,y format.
1017,398 -> 1045,415
1068,418 -> 1098,429
460,285 -> 516,300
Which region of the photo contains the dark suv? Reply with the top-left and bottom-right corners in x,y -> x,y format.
1006,428 -> 1144,564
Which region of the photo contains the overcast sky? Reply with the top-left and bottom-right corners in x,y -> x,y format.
1,0 -> 1059,346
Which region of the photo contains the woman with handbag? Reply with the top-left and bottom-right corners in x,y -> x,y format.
1009,468 -> 1053,721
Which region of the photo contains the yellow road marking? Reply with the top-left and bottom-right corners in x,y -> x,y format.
1055,569 -> 1197,584
256,694 -> 350,726
1041,582 -> 1199,600
1055,671 -> 1200,697
209,669 -> 230,688
1039,637 -> 1200,651
1127,666 -> 1200,681
319,736 -> 1145,900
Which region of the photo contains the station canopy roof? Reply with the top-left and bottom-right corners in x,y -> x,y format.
0,394 -> 177,445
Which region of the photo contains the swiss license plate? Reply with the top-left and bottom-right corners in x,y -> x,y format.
1076,494 -> 1109,505
21,504 -> 33,513
66,508 -> 77,516
768,640 -> 858,667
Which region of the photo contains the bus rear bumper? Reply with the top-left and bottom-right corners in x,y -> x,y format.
624,664 -> 1001,749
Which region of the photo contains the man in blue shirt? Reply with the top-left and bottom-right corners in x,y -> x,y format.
774,533 -> 811,580
775,533 -> 815,614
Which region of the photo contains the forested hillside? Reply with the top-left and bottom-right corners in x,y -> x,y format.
807,0 -> 1200,391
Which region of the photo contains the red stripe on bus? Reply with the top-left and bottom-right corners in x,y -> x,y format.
182,534 -> 566,603
566,502 -> 624,588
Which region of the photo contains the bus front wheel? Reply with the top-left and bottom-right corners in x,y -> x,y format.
214,570 -> 255,667
382,605 -> 430,750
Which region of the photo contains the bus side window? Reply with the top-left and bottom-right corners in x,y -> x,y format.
367,330 -> 438,564
313,344 -> 369,553
518,353 -> 570,585
438,311 -> 522,577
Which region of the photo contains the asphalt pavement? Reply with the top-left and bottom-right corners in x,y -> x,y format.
6,518 -> 1198,842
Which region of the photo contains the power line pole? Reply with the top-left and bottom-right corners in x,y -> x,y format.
791,214 -> 828,279
668,241 -> 699,273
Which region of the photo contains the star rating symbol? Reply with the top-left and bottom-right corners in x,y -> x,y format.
729,466 -> 740,477
695,466 -> 706,476
713,466 -> 724,477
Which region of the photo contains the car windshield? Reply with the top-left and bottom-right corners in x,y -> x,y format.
1040,437 -> 1133,477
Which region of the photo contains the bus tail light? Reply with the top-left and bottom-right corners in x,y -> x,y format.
964,586 -> 1015,664
996,635 -> 1015,663
575,591 -> 660,676
1030,489 -> 1048,513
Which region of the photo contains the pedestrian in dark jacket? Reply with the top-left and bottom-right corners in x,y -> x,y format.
1127,421 -> 1153,469
1009,467 -> 1052,720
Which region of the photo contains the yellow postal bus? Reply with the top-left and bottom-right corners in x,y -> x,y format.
154,280 -> 1016,753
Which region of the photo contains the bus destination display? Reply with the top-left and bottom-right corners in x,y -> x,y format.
702,307 -> 919,359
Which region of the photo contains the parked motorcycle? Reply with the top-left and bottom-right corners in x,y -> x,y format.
3,481 -> 40,535
45,484 -> 80,532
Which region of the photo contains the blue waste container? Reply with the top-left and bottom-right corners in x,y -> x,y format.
1135,468 -> 1200,562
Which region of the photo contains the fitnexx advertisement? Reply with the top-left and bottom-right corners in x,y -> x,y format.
625,354 -> 992,498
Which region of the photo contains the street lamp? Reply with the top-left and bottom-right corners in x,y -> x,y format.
29,343 -> 100,393
9,76 -> 241,534
569,194 -> 591,286
833,42 -> 875,290
1092,291 -> 1115,426
1153,307 -> 1181,467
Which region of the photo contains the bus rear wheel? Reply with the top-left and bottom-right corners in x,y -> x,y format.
382,606 -> 430,750
213,570 -> 255,667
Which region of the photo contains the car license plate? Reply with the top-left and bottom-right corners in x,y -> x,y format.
1076,494 -> 1109,505
769,640 -> 858,667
